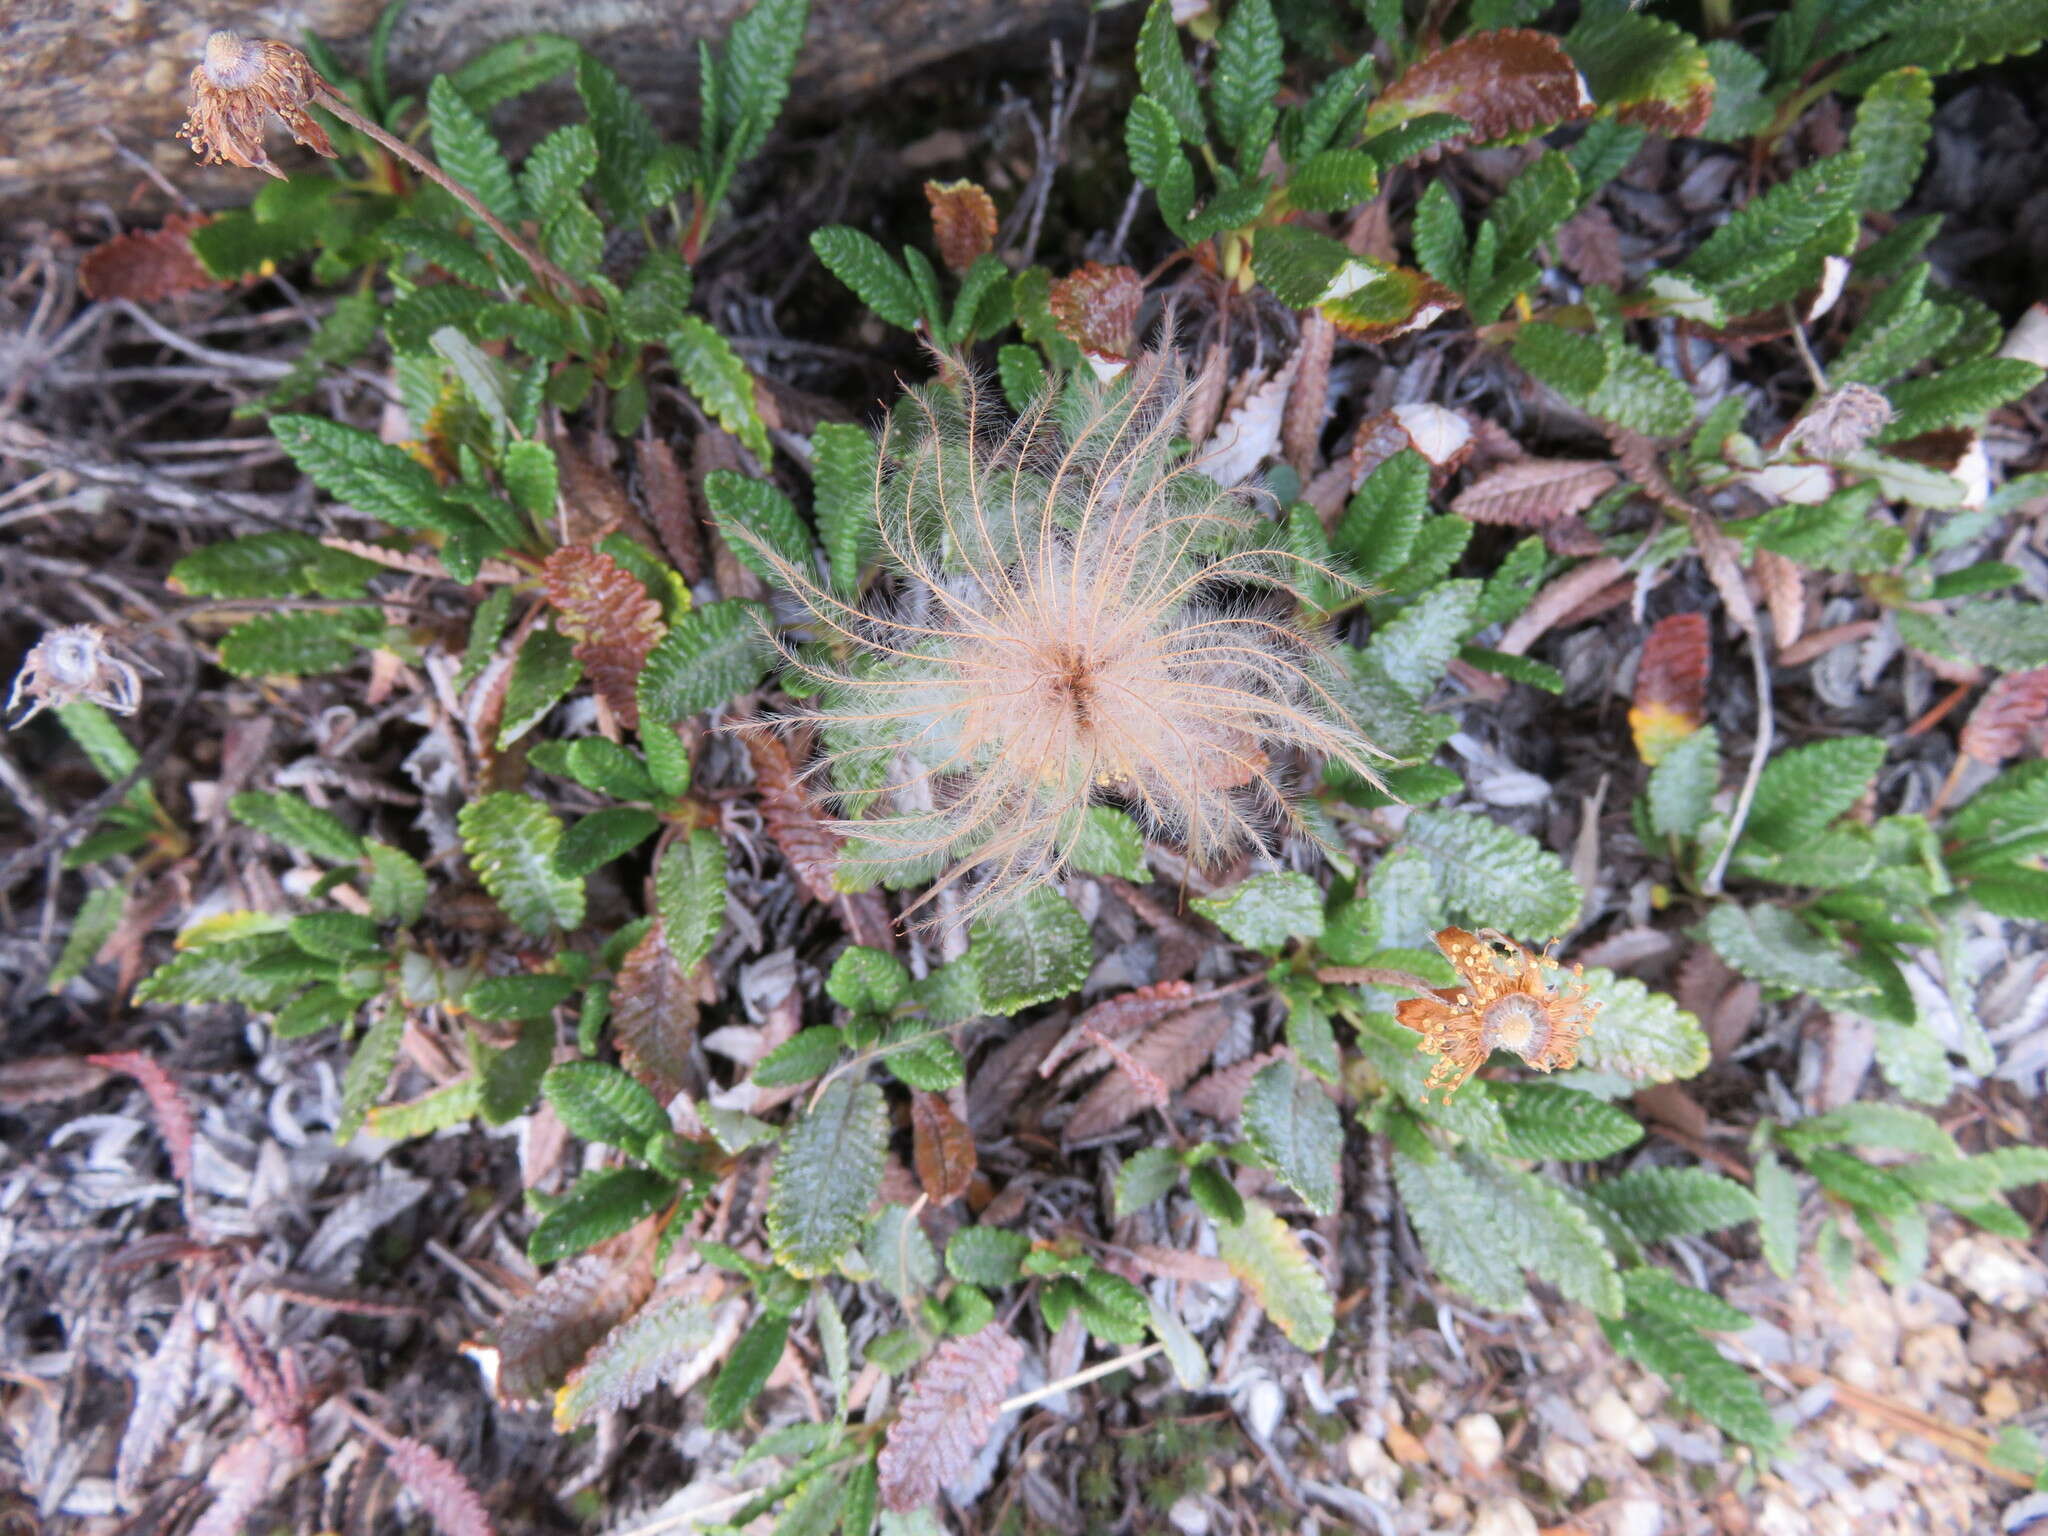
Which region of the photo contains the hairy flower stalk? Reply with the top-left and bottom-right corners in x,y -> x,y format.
178,30 -> 589,300
752,355 -> 1386,925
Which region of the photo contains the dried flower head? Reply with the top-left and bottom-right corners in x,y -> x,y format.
753,355 -> 1383,926
1781,383 -> 1895,462
1395,926 -> 1598,1100
177,31 -> 336,180
7,625 -> 145,728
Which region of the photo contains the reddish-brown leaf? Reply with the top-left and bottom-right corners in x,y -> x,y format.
1554,204 -> 1626,289
88,1052 -> 194,1185
1282,311 -> 1336,478
1063,1003 -> 1231,1144
743,730 -> 842,903
635,437 -> 705,584
924,179 -> 999,271
540,545 -> 666,729
1961,668 -> 2048,766
1367,30 -> 1593,153
1630,612 -> 1711,765
385,1436 -> 498,1536
1754,548 -> 1806,652
79,214 -> 225,302
910,1091 -> 977,1207
1040,979 -> 1198,1079
611,924 -> 699,1102
489,1236 -> 657,1407
1180,1048 -> 1287,1121
189,1435 -> 283,1536
1496,556 -> 1627,656
878,1324 -> 1025,1513
1049,261 -> 1142,366
0,1053 -> 112,1107
1451,458 -> 1617,526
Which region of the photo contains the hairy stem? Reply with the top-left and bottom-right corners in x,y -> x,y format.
313,85 -> 593,304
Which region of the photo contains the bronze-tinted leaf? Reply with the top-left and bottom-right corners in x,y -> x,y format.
87,1052 -> 195,1185
1040,979 -> 1198,1079
910,1091 -> 976,1206
1320,266 -> 1460,343
611,924 -> 699,1102
1452,458 -> 1617,527
1049,261 -> 1143,370
488,1238 -> 656,1407
1063,1002 -> 1231,1143
743,730 -> 842,903
540,545 -> 666,729
924,179 -> 999,271
1629,612 -> 1710,765
384,1436 -> 498,1536
1961,668 -> 2048,765
79,215 -> 226,301
877,1324 -> 1025,1513
1366,29 -> 1593,151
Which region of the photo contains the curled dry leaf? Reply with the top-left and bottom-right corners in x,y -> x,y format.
1366,29 -> 1593,154
189,1434 -> 284,1536
1282,311 -> 1336,478
743,730 -> 842,904
1048,261 -> 1142,377
1063,1002 -> 1231,1143
0,1053 -> 112,1107
1754,548 -> 1806,652
1349,403 -> 1475,491
611,923 -> 701,1102
1782,384 -> 1895,461
80,214 -> 226,301
385,1435 -> 498,1536
486,1230 -> 658,1406
541,546 -> 667,730
634,437 -> 705,583
1040,979 -> 1198,1080
1960,668 -> 2048,766
924,179 -> 999,271
1496,556 -> 1627,656
117,1295 -> 201,1500
911,1091 -> 977,1206
1452,458 -> 1617,527
87,1052 -> 195,1186
553,1276 -> 733,1430
877,1324 -> 1025,1513
1190,358 -> 1297,486
1630,612 -> 1711,765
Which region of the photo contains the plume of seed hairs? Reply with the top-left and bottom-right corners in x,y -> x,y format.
739,354 -> 1385,926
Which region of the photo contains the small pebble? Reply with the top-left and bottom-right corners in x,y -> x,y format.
1454,1412 -> 1504,1475
1467,1497 -> 1540,1536
1610,1497 -> 1665,1536
1539,1440 -> 1588,1498
1590,1389 -> 1657,1460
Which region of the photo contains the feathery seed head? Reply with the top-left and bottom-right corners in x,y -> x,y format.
756,356 -> 1384,926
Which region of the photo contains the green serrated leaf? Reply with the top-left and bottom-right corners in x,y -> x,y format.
1647,725 -> 1720,840
810,421 -> 880,598
1210,0 -> 1282,163
1742,736 -> 1886,852
1571,968 -> 1711,1086
1702,902 -> 1872,998
459,793 -> 586,937
1602,1308 -> 1782,1448
706,470 -> 813,587
498,626 -> 583,748
969,888 -> 1092,1014
1215,1196 -> 1334,1350
1241,1060 -> 1342,1215
1137,0 -> 1205,143
553,1283 -> 722,1430
576,54 -> 663,217
231,790 -> 364,862
768,1078 -> 889,1276
50,884 -> 126,991
754,1027 -> 845,1088
1755,1151 -> 1801,1280
530,1165 -> 678,1264
428,74 -> 525,242
1192,871 -> 1325,950
946,1226 -> 1031,1288
1589,1166 -> 1759,1243
654,828 -> 727,973
809,226 -> 922,331
1400,809 -> 1580,941
337,1006 -> 406,1141
668,316 -> 767,460
1114,1147 -> 1184,1218
1493,1083 -> 1645,1160
637,598 -> 774,723
826,947 -> 910,1011
543,1060 -> 672,1148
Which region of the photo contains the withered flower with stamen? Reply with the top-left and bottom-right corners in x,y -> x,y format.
1395,926 -> 1599,1101
178,30 -> 337,180
7,625 -> 145,729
